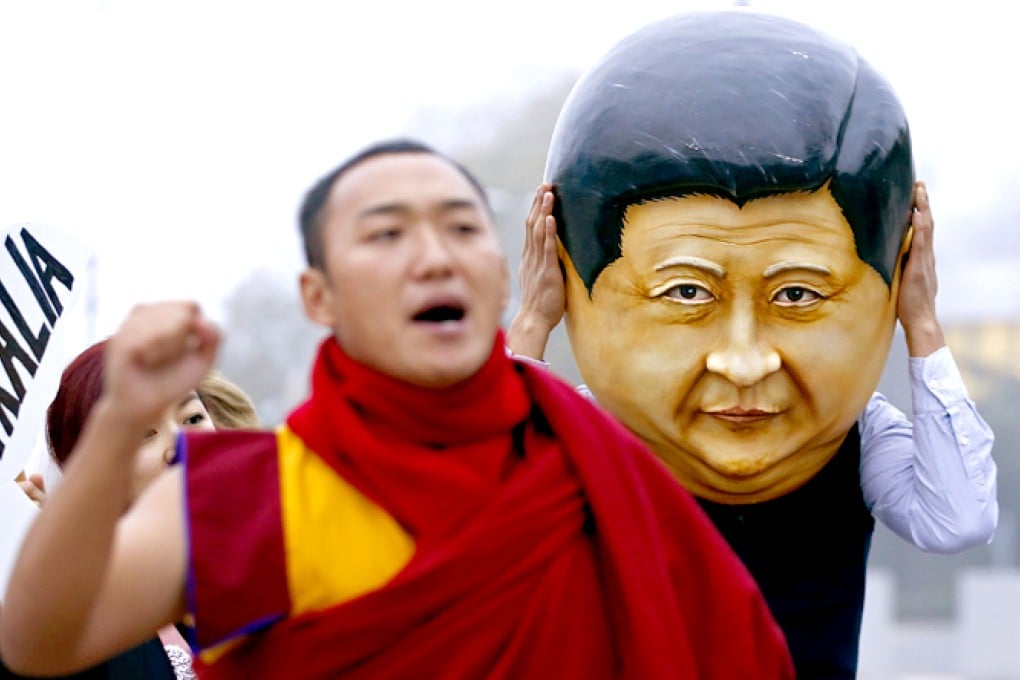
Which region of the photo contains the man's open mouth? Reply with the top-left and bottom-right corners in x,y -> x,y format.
413,304 -> 466,322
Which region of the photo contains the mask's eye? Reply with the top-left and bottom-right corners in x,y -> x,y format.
772,286 -> 823,306
662,283 -> 714,304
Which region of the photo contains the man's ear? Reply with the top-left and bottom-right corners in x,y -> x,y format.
299,267 -> 336,328
498,257 -> 511,312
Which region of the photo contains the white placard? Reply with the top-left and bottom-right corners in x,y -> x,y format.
0,222 -> 91,593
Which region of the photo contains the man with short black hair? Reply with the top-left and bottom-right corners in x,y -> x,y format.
1,139 -> 793,679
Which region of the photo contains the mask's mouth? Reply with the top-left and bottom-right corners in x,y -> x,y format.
703,407 -> 781,425
413,304 -> 466,323
713,408 -> 773,417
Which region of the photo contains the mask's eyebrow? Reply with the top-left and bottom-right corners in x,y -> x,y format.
654,256 -> 726,278
762,261 -> 832,278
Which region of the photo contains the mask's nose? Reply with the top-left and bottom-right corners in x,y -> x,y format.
705,304 -> 781,387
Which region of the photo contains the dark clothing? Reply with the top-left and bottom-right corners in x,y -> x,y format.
698,426 -> 874,680
1,639 -> 174,680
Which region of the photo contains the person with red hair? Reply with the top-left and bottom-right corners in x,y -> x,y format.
46,340 -> 108,468
2,339 -> 216,680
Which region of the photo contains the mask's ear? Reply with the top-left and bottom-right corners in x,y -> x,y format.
885,224 -> 914,301
557,237 -> 577,313
896,225 -> 915,276
299,267 -> 336,329
555,234 -> 567,266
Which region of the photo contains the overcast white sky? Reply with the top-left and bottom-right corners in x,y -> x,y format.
1,0 -> 1018,360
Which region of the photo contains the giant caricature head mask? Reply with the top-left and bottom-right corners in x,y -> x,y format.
547,11 -> 915,504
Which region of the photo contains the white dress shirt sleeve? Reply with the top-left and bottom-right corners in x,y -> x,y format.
859,346 -> 997,553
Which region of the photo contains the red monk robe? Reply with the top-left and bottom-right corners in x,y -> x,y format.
181,336 -> 793,679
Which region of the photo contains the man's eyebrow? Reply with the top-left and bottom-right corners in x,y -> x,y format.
357,198 -> 481,219
654,256 -> 726,278
762,261 -> 832,278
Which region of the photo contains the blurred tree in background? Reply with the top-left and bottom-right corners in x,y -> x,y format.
217,268 -> 325,428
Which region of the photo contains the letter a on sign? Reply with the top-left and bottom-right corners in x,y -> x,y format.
0,222 -> 90,592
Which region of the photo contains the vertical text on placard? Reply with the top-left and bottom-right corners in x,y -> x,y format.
0,228 -> 74,459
